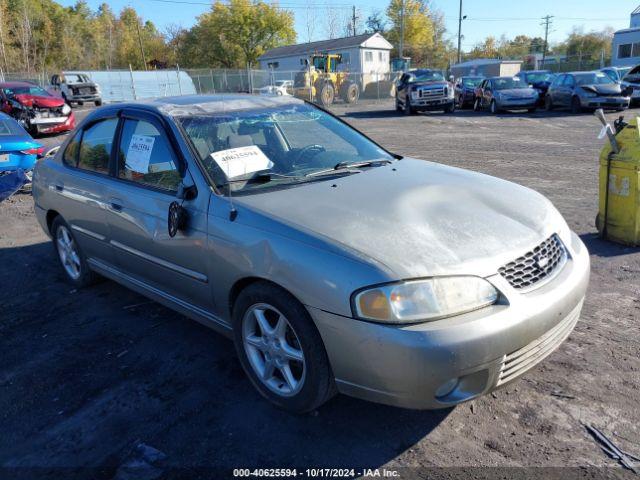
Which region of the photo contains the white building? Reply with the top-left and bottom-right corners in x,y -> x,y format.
258,33 -> 393,74
612,5 -> 640,66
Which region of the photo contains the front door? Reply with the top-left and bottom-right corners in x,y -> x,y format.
104,111 -> 213,310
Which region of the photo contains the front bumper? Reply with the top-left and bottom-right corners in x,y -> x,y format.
581,96 -> 629,109
33,112 -> 75,134
496,98 -> 538,110
309,231 -> 590,409
411,97 -> 454,111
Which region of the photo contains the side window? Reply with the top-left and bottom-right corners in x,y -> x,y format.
63,131 -> 82,167
77,118 -> 118,174
117,118 -> 181,192
563,75 -> 575,87
553,74 -> 564,86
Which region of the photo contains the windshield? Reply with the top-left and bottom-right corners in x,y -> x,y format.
524,72 -> 553,83
575,72 -> 614,86
178,103 -> 393,192
493,77 -> 528,90
66,74 -> 90,84
3,85 -> 49,97
462,77 -> 483,88
410,70 -> 444,82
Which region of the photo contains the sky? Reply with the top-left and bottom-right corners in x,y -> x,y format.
58,0 -> 637,50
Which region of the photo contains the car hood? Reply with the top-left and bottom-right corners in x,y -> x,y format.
235,159 -> 560,279
581,84 -> 622,96
498,88 -> 537,98
13,94 -> 64,108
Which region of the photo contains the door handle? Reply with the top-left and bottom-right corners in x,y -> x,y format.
54,184 -> 63,192
109,202 -> 123,212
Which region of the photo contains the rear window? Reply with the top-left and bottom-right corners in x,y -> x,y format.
0,118 -> 24,135
3,85 -> 50,97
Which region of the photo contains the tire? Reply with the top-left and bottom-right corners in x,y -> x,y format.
571,96 -> 582,114
444,102 -> 455,114
545,95 -> 554,111
490,99 -> 499,114
94,100 -> 103,106
77,101 -> 84,106
527,107 -> 537,113
473,97 -> 481,111
404,97 -> 414,115
395,97 -> 402,112
51,216 -> 99,288
341,83 -> 359,104
457,95 -> 465,109
232,282 -> 335,413
318,83 -> 335,107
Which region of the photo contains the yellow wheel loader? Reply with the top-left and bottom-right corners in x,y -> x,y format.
293,53 -> 360,107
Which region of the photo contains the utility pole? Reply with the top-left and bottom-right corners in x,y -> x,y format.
399,0 -> 405,58
135,19 -> 147,71
541,15 -> 553,67
457,0 -> 463,64
351,5 -> 358,36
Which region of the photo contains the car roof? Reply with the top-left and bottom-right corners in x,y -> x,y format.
0,81 -> 39,88
522,70 -> 552,74
92,94 -> 305,119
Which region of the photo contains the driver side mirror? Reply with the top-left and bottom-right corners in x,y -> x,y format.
168,181 -> 196,237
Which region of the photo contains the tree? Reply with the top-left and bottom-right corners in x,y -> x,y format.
366,10 -> 387,34
562,27 -> 613,62
184,0 -> 296,68
386,0 -> 434,57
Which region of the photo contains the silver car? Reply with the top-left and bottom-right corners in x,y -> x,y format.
32,95 -> 590,413
545,71 -> 630,113
474,76 -> 539,113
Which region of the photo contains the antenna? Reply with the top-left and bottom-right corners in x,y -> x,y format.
224,157 -> 238,221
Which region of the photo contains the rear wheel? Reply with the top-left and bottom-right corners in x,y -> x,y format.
490,99 -> 499,114
94,100 -> 102,106
395,98 -> 402,112
545,95 -> 554,111
528,107 -> 537,113
51,216 -> 99,288
473,97 -> 481,111
341,83 -> 359,104
444,102 -> 455,114
233,282 -> 335,413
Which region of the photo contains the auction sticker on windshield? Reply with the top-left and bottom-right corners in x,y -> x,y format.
211,145 -> 273,178
126,135 -> 155,173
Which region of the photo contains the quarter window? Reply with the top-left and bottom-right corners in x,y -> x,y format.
63,131 -> 82,167
117,119 -> 181,192
77,118 -> 118,174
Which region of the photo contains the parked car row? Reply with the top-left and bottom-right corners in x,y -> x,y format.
394,67 -> 637,116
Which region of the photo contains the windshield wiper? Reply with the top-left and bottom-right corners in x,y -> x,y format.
216,171 -> 300,188
304,158 -> 392,178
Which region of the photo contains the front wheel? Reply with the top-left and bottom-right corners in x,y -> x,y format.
94,100 -> 103,106
404,97 -> 414,115
233,282 -> 335,413
571,96 -> 582,114
490,99 -> 499,114
444,102 -> 455,114
527,107 -> 537,113
318,83 -> 335,107
545,95 -> 554,111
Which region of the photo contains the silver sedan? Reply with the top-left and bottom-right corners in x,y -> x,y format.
32,95 -> 589,412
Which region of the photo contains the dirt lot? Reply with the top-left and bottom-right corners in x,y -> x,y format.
1,102 -> 639,479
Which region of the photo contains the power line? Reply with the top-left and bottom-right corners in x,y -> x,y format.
541,15 -> 554,64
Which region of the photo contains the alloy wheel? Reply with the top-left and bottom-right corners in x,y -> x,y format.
242,303 -> 306,397
56,225 -> 81,280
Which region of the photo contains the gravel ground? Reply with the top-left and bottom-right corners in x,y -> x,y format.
0,102 -> 638,480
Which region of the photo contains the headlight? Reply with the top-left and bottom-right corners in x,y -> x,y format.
61,104 -> 71,115
411,90 -> 419,100
353,277 -> 499,324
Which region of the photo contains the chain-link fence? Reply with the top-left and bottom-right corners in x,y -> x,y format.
186,68 -> 399,107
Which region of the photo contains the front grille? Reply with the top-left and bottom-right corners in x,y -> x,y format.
33,106 -> 64,117
417,86 -> 445,98
496,300 -> 582,386
499,234 -> 567,290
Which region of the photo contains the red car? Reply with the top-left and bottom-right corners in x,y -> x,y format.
0,81 -> 75,135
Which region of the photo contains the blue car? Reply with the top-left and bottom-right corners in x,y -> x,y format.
0,111 -> 43,199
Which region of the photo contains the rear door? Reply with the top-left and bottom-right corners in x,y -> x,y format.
561,74 -> 576,105
549,74 -> 565,105
103,110 -> 212,310
49,117 -> 119,264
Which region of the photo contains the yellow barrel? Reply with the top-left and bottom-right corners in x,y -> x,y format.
597,116 -> 640,246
